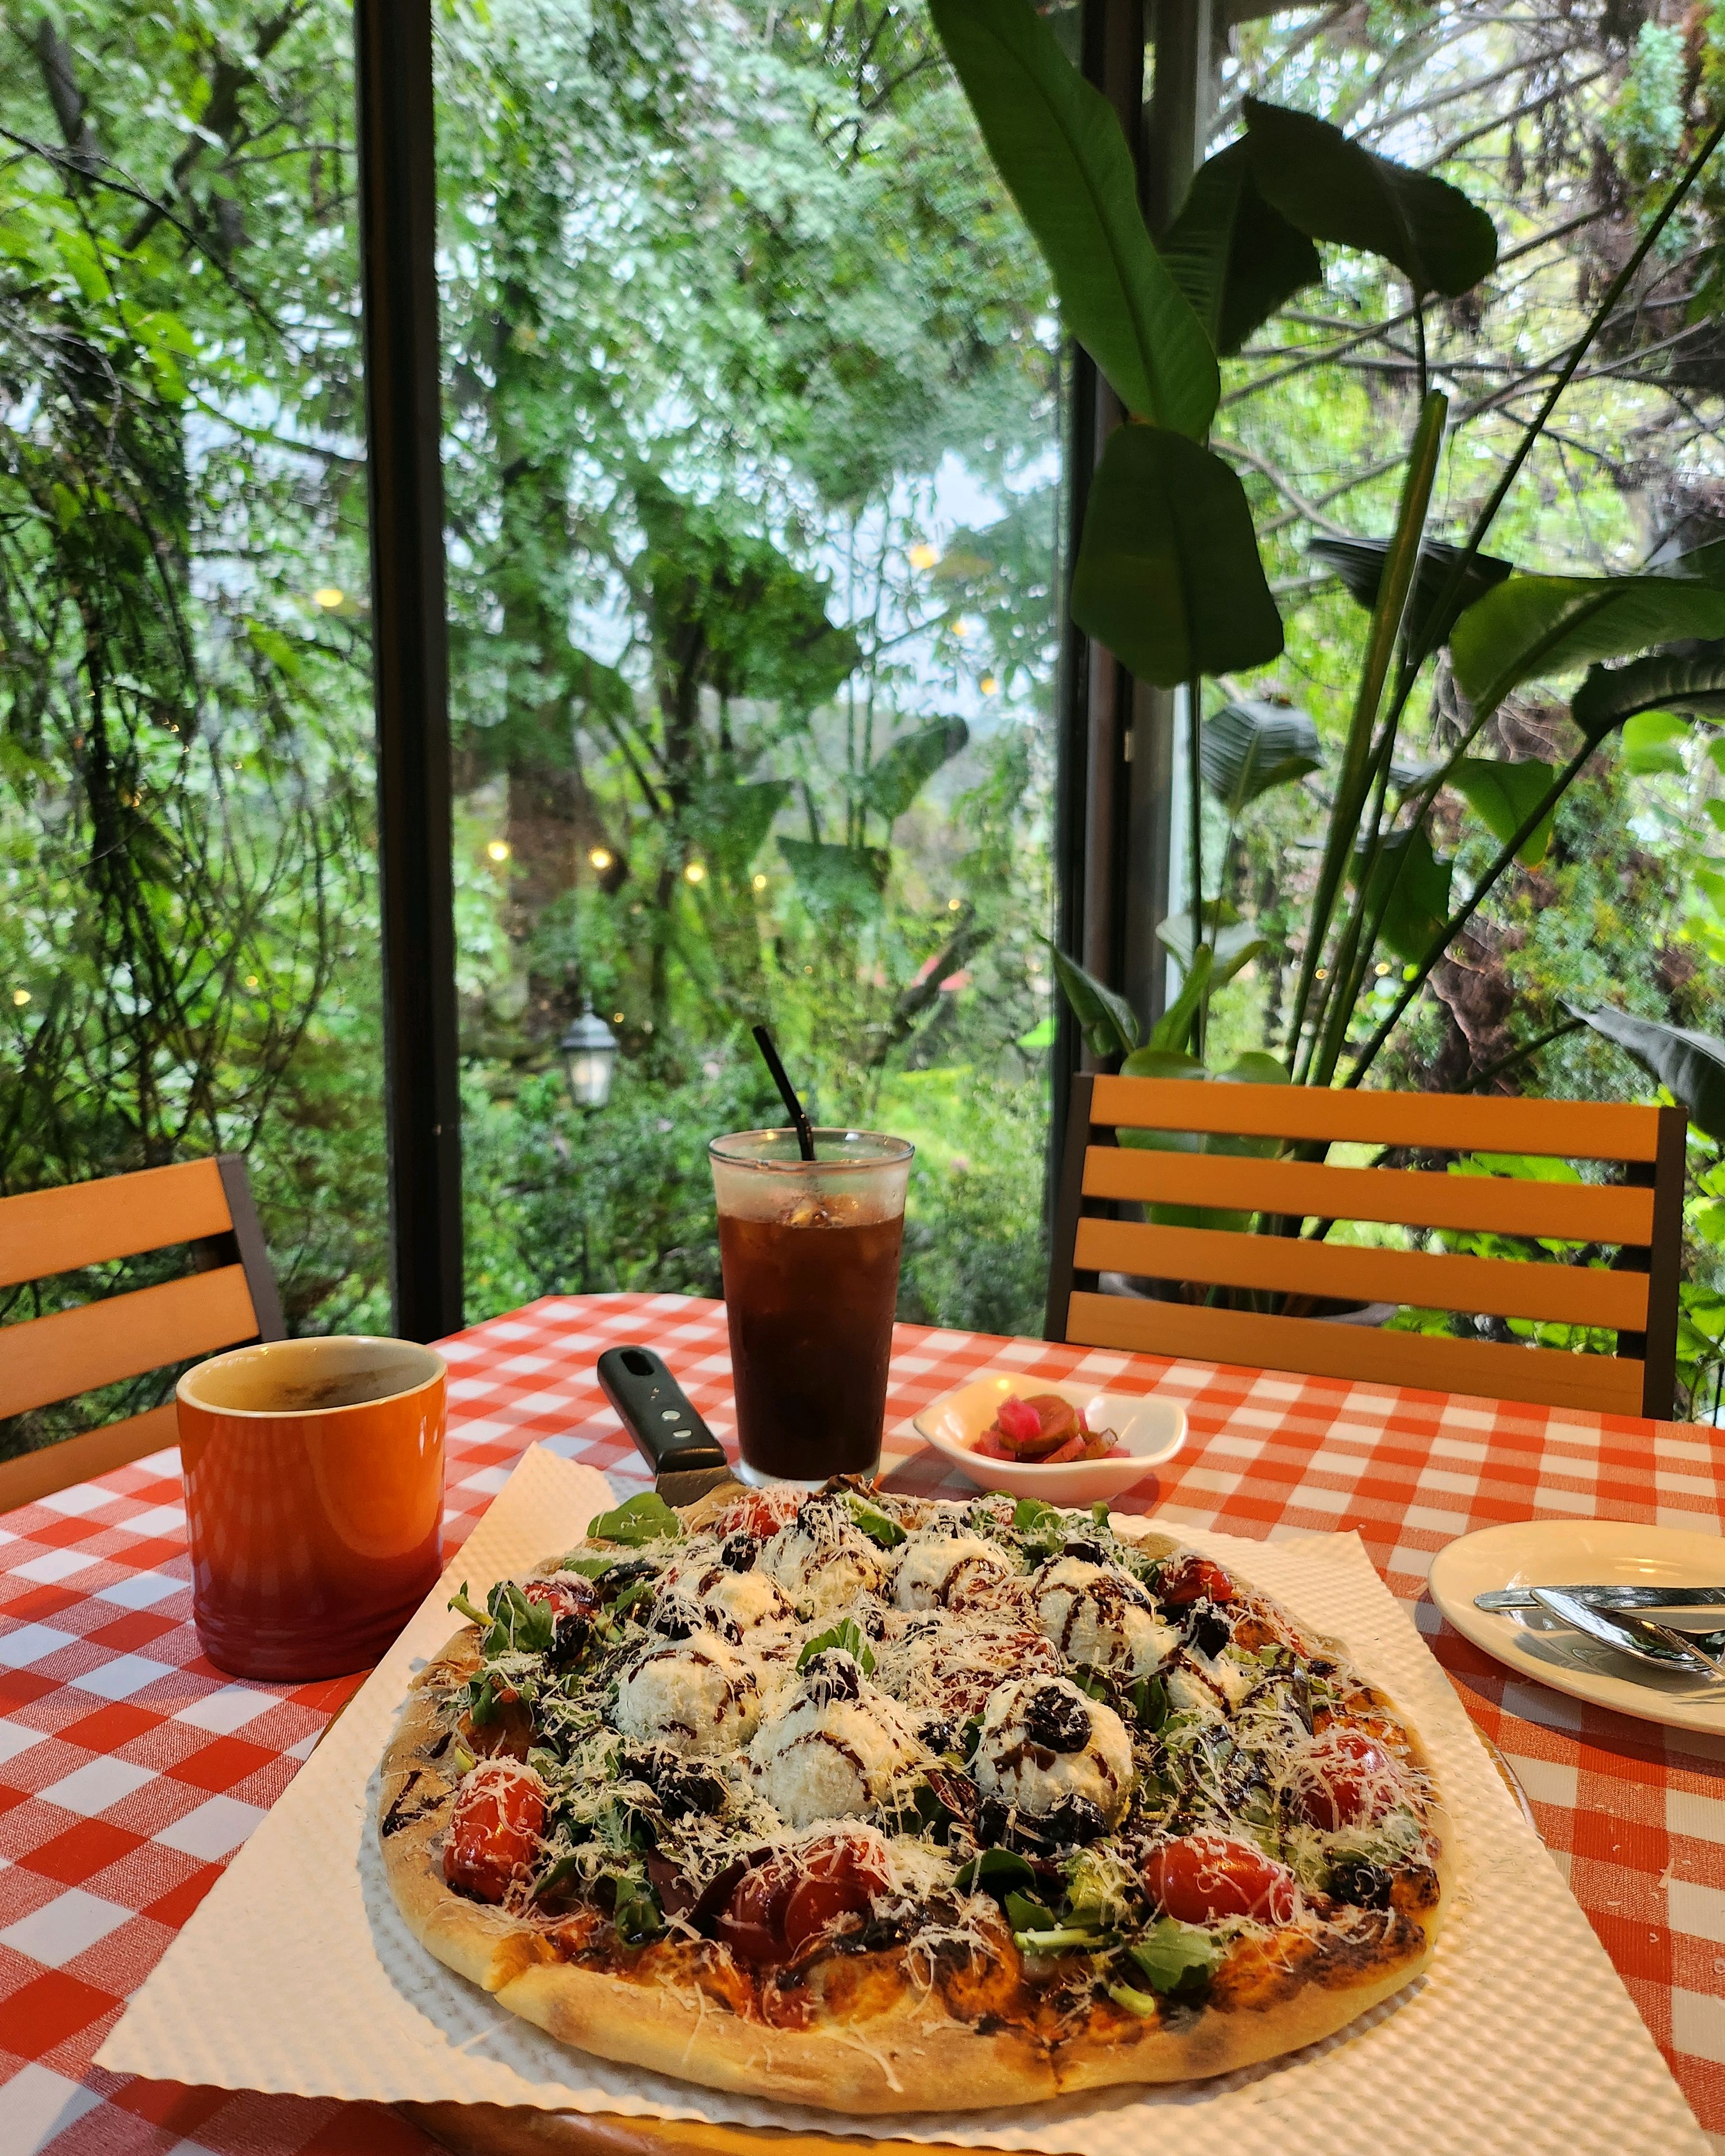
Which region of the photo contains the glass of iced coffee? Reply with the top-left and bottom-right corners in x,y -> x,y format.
708,1127 -> 914,1486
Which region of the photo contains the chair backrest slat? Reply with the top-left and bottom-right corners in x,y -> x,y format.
0,1157 -> 234,1289
1048,1076 -> 1687,1420
0,1154 -> 283,1506
1082,1147 -> 1654,1244
1064,1289 -> 1649,1415
1090,1075 -> 1663,1160
0,1266 -> 260,1420
1072,1217 -> 1650,1331
0,1403 -> 178,1514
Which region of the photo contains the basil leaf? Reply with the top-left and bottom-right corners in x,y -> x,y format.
797,1617 -> 876,1676
954,1847 -> 1037,1897
848,1494 -> 907,1548
1126,1918 -> 1223,1995
587,1493 -> 684,1547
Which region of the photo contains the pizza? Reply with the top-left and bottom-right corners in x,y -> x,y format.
378,1479 -> 1451,2111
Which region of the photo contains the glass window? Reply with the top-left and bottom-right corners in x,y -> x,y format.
439,0 -> 1063,1335
0,0 -> 386,1459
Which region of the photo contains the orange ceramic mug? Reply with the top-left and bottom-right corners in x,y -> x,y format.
176,1336 -> 446,1681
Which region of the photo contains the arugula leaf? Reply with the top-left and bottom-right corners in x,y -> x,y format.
1106,1979 -> 1159,2019
1014,1923 -> 1103,1954
487,1579 -> 555,1656
848,1494 -> 907,1548
529,1850 -> 585,1901
1126,1918 -> 1224,1995
586,1493 -> 684,1546
1004,1889 -> 1060,1932
797,1618 -> 876,1676
448,1583 -> 489,1628
1090,1501 -> 1111,1527
555,1553 -> 615,1579
610,1867 -> 662,1944
1129,1674 -> 1168,1731
954,1847 -> 1037,1897
467,1674 -> 500,1725
1013,1496 -> 1070,1559
607,1576 -> 656,1623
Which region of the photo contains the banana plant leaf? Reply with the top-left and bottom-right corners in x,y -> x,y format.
1241,97 -> 1498,297
1159,139 -> 1321,357
1156,911 -> 1271,985
860,717 -> 969,825
1567,1003 -> 1725,1140
1147,946 -> 1213,1050
1447,758 -> 1557,868
1199,699 -> 1322,814
1350,822 -> 1453,962
928,0 -> 1217,439
1620,712 -> 1689,775
1569,651 -> 1725,742
778,838 -> 890,918
1308,535 -> 1512,653
1450,575 -> 1725,720
1071,425 -> 1283,686
1047,941 -> 1139,1058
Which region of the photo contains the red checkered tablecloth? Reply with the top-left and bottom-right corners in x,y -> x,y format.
2,1291 -> 1723,2155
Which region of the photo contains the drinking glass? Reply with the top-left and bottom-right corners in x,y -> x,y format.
709,1128 -> 914,1486
177,1336 -> 446,1679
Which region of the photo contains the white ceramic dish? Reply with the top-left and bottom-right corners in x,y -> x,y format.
1429,1517 -> 1725,1737
910,1372 -> 1184,1504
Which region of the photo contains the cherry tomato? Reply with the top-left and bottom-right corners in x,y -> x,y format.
782,1836 -> 890,1950
522,1578 -> 594,1622
1157,1554 -> 1235,1607
715,1490 -> 804,1543
443,1762 -> 546,1903
1295,1729 -> 1400,1831
716,1852 -> 799,1965
718,1837 -> 890,1964
1145,1834 -> 1297,1925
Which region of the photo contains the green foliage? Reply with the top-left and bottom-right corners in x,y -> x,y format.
1451,578 -> 1725,720
1071,427 -> 1285,686
1448,761 -> 1558,869
926,0 -> 1218,436
1607,25 -> 1688,190
1160,141 -> 1321,359
1200,702 -> 1323,814
1567,1008 -> 1725,1142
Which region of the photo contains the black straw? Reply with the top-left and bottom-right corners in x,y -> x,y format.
751,1023 -> 816,1161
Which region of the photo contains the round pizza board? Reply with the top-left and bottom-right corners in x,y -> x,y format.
399,2101 -> 945,2156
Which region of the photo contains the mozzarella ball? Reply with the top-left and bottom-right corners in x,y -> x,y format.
1032,1556 -> 1176,1679
760,1497 -> 886,1617
658,1557 -> 795,1635
615,1632 -> 761,1755
892,1527 -> 1011,1612
750,1683 -> 923,1829
973,1674 -> 1133,1827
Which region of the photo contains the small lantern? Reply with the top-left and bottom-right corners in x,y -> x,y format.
558,1002 -> 619,1110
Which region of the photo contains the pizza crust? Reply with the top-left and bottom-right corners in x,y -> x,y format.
378,1520 -> 1455,2114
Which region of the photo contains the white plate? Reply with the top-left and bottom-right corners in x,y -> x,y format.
1429,1517 -> 1725,1736
910,1372 -> 1184,1504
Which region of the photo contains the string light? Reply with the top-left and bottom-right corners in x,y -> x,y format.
312,586 -> 344,609
948,896 -> 962,911
752,872 -> 768,891
907,543 -> 938,570
245,975 -> 260,988
1375,962 -> 1391,976
684,860 -> 707,884
486,840 -> 511,862
12,989 -> 29,1007
980,675 -> 998,695
589,846 -> 614,870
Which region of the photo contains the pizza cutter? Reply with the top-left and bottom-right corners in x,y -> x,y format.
596,1345 -> 743,1505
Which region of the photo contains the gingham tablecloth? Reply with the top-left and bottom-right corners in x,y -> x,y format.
2,1293 -> 1723,2156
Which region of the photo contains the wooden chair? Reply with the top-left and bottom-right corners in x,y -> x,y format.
0,1156 -> 284,1510
1046,1077 -> 1687,1418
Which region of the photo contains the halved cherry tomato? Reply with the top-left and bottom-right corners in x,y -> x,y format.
1145,1833 -> 1297,1925
718,1837 -> 890,1965
444,1762 -> 546,1904
1295,1729 -> 1400,1831
715,1852 -> 799,1965
782,1836 -> 891,1950
1157,1554 -> 1235,1606
523,1578 -> 595,1622
715,1489 -> 804,1543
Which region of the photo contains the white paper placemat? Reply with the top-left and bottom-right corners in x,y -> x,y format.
98,1444 -> 1707,2155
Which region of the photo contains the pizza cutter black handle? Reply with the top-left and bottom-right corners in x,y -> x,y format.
596,1346 -> 727,1479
